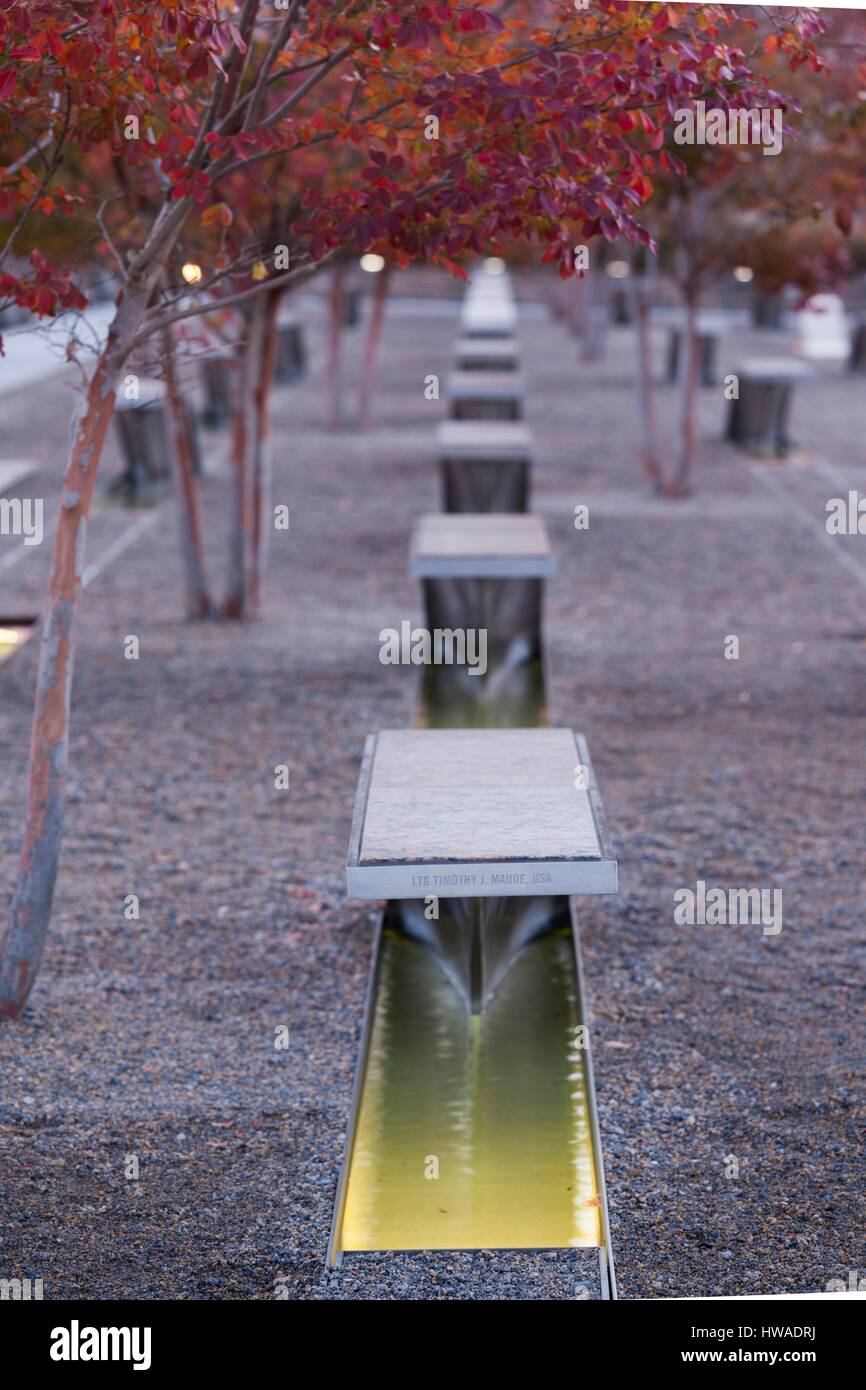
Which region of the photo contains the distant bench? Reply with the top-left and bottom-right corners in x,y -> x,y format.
659,309 -> 740,387
111,379 -> 191,500
459,298 -> 517,340
793,293 -> 850,362
453,337 -> 520,372
726,358 -> 814,458
274,315 -> 307,385
447,369 -> 525,421
437,420 -> 534,513
408,511 -> 556,717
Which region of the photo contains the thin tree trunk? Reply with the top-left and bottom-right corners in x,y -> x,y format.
0,290 -> 148,1018
163,329 -> 213,620
633,284 -> 663,490
249,287 -> 282,614
357,262 -> 392,428
223,300 -> 266,619
671,289 -> 699,497
579,265 -> 607,362
327,262 -> 346,428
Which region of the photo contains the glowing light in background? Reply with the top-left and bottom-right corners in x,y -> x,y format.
181,263 -> 203,284
360,254 -> 385,273
0,627 -> 26,665
605,260 -> 630,280
733,265 -> 754,283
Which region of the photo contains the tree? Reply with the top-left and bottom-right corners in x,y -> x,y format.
0,1 -> 96,337
632,7 -> 834,495
0,0 -> 785,1017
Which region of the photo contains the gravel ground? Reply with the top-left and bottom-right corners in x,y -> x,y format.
0,270 -> 863,1300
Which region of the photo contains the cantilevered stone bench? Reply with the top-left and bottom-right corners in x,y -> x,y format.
726,358 -> 814,458
437,420 -> 533,513
274,315 -> 307,384
849,320 -> 866,374
794,292 -> 849,362
112,378 -> 201,499
454,337 -> 519,372
346,728 -> 616,1011
112,380 -> 173,498
200,350 -> 232,429
346,727 -> 617,901
410,513 -> 555,727
460,298 -> 517,340
447,369 -> 525,420
665,311 -> 730,387
410,513 -> 554,581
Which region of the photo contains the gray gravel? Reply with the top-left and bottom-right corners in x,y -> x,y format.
0,270 -> 862,1299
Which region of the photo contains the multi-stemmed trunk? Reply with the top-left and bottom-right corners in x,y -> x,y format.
327,262 -> 347,428
223,289 -> 280,618
249,288 -> 281,613
633,282 -> 663,491
223,301 -> 263,618
0,286 -> 149,1018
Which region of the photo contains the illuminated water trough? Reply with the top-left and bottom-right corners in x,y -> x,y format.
327,267 -> 619,1295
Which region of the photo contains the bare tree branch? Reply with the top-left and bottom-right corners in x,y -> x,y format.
126,251 -> 335,352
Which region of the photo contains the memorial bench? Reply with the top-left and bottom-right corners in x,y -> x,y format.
346,726 -> 617,1007
726,358 -> 814,458
274,315 -> 307,385
437,420 -> 534,513
446,369 -> 525,420
346,727 -> 616,898
200,350 -> 232,429
665,310 -> 732,387
409,512 -> 555,727
453,337 -> 520,372
459,297 -> 517,340
794,293 -> 850,362
850,319 -> 866,374
111,378 -> 201,501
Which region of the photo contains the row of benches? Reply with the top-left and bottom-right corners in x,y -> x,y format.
330,263 -> 618,1280
345,265 -> 617,924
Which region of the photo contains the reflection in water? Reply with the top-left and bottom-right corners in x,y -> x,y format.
396,896 -> 558,1013
421,654 -> 546,729
341,926 -> 601,1252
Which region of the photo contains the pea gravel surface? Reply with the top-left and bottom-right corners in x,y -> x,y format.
0,270 -> 862,1299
